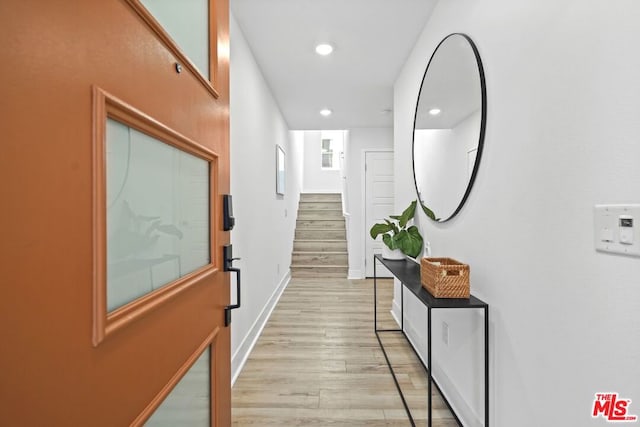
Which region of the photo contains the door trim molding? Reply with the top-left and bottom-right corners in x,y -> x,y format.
92,87 -> 220,346
361,149 -> 393,277
131,327 -> 221,426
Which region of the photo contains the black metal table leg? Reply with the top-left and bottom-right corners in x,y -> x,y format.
374,256 -> 377,331
485,306 -> 490,427
428,306 -> 432,427
401,278 -> 404,331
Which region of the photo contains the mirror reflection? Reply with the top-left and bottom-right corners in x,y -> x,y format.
412,33 -> 486,222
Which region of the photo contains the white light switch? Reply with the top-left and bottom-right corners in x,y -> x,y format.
594,204 -> 640,257
600,227 -> 613,242
619,215 -> 634,244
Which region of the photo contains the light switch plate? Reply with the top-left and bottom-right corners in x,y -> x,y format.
594,204 -> 640,257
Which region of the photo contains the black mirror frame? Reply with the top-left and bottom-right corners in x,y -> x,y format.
411,33 -> 487,222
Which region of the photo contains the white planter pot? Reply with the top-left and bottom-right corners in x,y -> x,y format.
382,246 -> 404,260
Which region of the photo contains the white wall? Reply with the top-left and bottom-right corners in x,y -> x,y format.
394,1 -> 640,426
290,131 -> 305,193
344,127 -> 393,278
229,13 -> 303,383
302,131 -> 342,193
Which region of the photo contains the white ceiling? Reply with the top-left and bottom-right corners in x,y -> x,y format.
230,0 -> 438,130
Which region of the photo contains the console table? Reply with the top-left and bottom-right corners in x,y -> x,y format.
373,255 -> 489,427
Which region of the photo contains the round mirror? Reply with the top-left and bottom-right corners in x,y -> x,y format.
412,33 -> 486,222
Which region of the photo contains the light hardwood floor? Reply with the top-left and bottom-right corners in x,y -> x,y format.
232,277 -> 457,426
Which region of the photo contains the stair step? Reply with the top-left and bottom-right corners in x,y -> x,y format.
299,201 -> 342,210
297,210 -> 344,219
291,194 -> 347,278
295,229 -> 346,240
296,219 -> 345,230
293,240 -> 347,252
299,193 -> 342,202
292,252 -> 348,265
290,265 -> 348,278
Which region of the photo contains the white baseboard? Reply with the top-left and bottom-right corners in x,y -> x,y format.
231,271 -> 290,385
402,314 -> 427,365
348,269 -> 364,280
391,298 -> 402,327
431,365 -> 483,427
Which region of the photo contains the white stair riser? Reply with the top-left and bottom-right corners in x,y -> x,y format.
292,253 -> 348,265
299,193 -> 342,202
296,219 -> 345,229
294,241 -> 348,252
290,266 -> 348,278
298,202 -> 342,210
297,210 -> 344,220
295,229 -> 346,240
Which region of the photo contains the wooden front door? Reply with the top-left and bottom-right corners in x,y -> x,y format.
0,0 -> 231,425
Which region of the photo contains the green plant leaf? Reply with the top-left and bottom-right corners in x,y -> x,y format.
401,225 -> 424,258
369,200 -> 424,250
420,202 -> 439,221
393,229 -> 407,241
370,223 -> 393,239
391,229 -> 407,249
383,219 -> 399,234
382,233 -> 396,250
407,225 -> 423,242
398,200 -> 417,228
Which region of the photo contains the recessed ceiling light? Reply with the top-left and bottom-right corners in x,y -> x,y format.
315,43 -> 334,56
429,108 -> 441,116
320,109 -> 332,117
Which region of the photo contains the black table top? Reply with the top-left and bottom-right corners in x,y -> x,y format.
374,254 -> 488,309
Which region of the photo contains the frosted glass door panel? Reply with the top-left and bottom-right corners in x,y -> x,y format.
106,119 -> 210,312
141,0 -> 210,79
145,349 -> 211,426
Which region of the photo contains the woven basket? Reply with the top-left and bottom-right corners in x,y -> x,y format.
420,257 -> 470,298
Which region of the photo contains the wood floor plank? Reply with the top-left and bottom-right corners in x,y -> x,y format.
232,277 -> 457,426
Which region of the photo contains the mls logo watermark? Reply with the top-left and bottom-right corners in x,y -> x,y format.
592,393 -> 638,422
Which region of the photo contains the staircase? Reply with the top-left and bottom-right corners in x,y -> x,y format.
291,193 -> 348,278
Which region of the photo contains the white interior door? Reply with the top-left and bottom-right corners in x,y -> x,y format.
364,151 -> 394,277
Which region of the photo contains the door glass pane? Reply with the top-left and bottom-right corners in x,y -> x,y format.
145,348 -> 211,426
322,152 -> 333,168
321,139 -> 335,169
106,119 -> 210,312
140,0 -> 210,79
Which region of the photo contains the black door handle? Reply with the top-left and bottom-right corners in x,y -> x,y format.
224,244 -> 241,327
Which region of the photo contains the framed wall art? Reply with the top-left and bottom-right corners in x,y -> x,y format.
276,145 -> 285,196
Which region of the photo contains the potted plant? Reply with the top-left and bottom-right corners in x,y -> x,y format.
369,200 -> 424,260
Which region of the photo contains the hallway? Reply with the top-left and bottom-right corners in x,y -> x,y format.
232,277 -> 457,426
